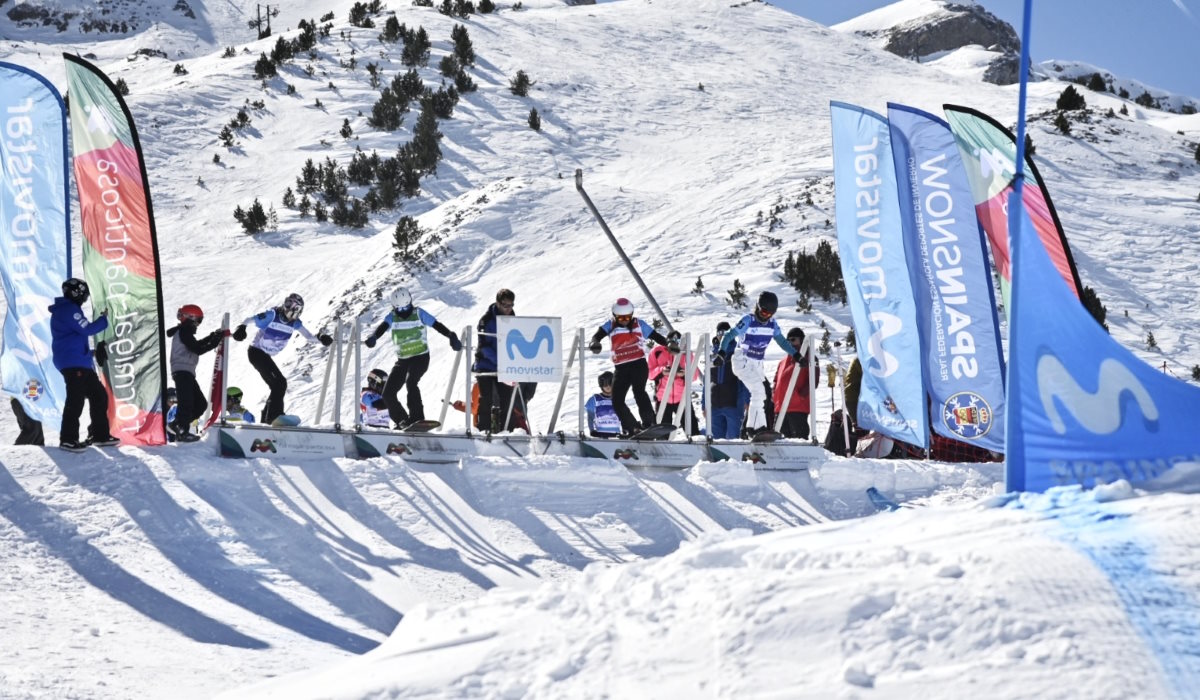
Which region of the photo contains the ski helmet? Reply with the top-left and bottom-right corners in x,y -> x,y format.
367,368 -> 388,392
389,288 -> 413,313
597,370 -> 614,388
611,298 -> 634,319
166,387 -> 177,403
281,292 -> 304,321
62,278 -> 89,304
177,304 -> 204,325
226,386 -> 244,402
755,291 -> 778,320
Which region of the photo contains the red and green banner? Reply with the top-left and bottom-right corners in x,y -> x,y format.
64,54 -> 166,445
943,105 -> 1084,311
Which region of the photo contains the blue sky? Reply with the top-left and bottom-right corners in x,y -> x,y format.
772,0 -> 1200,99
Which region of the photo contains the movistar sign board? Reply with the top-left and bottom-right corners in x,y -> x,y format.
497,316 -> 562,383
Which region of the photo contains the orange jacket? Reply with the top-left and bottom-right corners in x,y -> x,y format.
772,354 -> 814,414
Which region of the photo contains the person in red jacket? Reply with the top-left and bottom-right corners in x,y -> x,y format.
772,327 -> 816,439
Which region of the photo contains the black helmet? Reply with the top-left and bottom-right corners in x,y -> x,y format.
367,368 -> 388,392
62,278 -> 89,304
755,291 -> 778,320
166,387 -> 177,403
281,292 -> 304,321
597,370 -> 614,388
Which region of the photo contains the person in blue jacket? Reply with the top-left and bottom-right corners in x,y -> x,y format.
584,370 -> 623,438
472,288 -> 516,432
363,287 -> 461,428
708,321 -> 745,439
232,292 -> 332,424
714,291 -> 801,437
49,278 -> 119,451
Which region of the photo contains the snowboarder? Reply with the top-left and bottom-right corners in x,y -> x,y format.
49,278 -> 119,451
707,321 -> 745,439
166,304 -> 228,442
232,292 -> 332,425
584,370 -> 623,438
363,288 -> 461,428
588,297 -> 677,437
223,386 -> 256,423
714,291 -> 800,437
359,368 -> 392,429
472,288 -> 516,432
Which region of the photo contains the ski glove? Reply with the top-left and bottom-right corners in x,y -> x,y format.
449,333 -> 463,352
94,341 -> 108,366
319,333 -> 334,347
792,351 -> 804,363
588,341 -> 602,354
232,324 -> 247,341
712,350 -> 727,367
365,336 -> 377,348
372,398 -> 388,409
666,340 -> 681,354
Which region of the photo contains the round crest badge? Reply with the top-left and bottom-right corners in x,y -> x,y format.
942,392 -> 993,439
23,379 -> 44,402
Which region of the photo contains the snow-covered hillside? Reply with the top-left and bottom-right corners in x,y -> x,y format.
2,0 -> 1200,697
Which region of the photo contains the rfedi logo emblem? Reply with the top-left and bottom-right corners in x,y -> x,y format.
1037,356 -> 1157,434
506,325 -> 554,360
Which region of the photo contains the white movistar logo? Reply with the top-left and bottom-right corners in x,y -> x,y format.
85,103 -> 115,136
975,145 -> 1015,189
1037,356 -> 1158,434
866,312 -> 902,378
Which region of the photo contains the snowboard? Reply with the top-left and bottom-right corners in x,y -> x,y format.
271,414 -> 302,427
403,419 -> 441,433
630,424 -> 674,441
866,487 -> 902,512
750,430 -> 782,444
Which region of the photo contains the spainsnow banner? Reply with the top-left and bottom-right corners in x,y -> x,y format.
830,101 -> 928,448
887,103 -> 1006,453
0,62 -> 70,430
943,105 -> 1084,309
64,54 -> 167,445
496,315 -> 562,383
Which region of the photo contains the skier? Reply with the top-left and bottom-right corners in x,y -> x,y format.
359,368 -> 392,429
772,327 -> 816,439
584,370 -> 623,438
223,386 -> 256,423
714,291 -> 800,438
49,278 -> 119,451
166,304 -> 228,442
648,343 -> 699,435
363,288 -> 461,428
588,298 -> 677,437
472,288 -> 516,432
232,292 -> 332,425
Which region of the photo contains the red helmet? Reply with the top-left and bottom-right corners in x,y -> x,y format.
177,304 -> 204,325
611,298 -> 634,317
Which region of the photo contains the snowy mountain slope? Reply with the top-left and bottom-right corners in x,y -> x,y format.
1,1 -> 1200,696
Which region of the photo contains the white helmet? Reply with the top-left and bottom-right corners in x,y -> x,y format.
611,298 -> 634,317
389,287 -> 412,311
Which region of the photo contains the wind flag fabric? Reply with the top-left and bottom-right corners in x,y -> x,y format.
943,105 -> 1084,310
0,62 -> 70,430
1003,200 -> 1200,491
830,101 -> 928,448
64,54 -> 167,446
887,103 -> 1006,453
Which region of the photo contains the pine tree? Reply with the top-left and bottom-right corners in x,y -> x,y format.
1192,365 -> 1200,381
408,97 -> 442,174
819,329 -> 832,355
115,78 -> 130,96
341,118 -> 353,139
1194,142 -> 1200,164
451,24 -> 475,67
691,277 -> 704,295
219,125 -> 234,147
1086,72 -> 1106,92
1054,113 -> 1071,135
527,107 -> 541,131
509,70 -> 533,97
845,328 -> 856,351
1080,285 -> 1108,332
1146,331 -> 1158,349
393,216 -> 426,262
253,53 -> 276,79
439,55 -> 460,79
1056,85 -> 1085,110
478,0 -> 495,12
727,279 -> 748,308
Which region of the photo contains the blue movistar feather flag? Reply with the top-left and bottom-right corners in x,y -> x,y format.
0,62 -> 70,430
887,103 -> 1006,453
830,101 -> 928,448
1006,201 -> 1200,491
